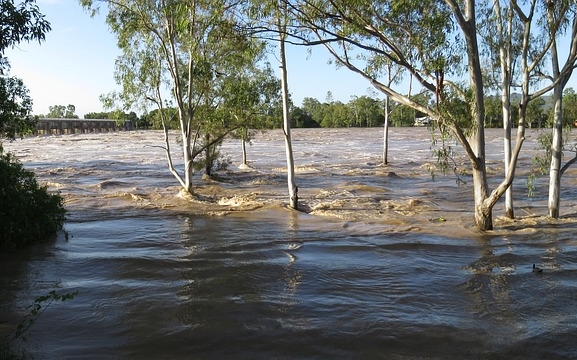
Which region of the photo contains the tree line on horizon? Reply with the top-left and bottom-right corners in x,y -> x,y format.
56,88 -> 577,130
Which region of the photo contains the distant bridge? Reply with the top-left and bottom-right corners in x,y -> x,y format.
34,118 -> 127,135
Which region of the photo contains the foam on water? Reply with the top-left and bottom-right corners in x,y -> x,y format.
2,128 -> 577,358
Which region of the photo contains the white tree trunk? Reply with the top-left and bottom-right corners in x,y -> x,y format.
548,86 -> 563,218
460,0 -> 492,230
182,125 -> 193,193
278,19 -> 298,210
545,2 -> 577,218
241,137 -> 247,166
495,0 -> 514,218
382,95 -> 390,165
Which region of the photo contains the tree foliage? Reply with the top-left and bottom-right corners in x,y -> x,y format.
0,0 -> 50,60
45,104 -> 79,119
0,0 -> 64,250
0,147 -> 66,251
81,0 -> 269,193
0,0 -> 50,139
0,74 -> 36,139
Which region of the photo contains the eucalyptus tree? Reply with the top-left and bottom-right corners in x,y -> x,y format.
479,0 -> 522,218
46,104 -> 78,118
540,0 -> 577,218
285,0 -> 478,229
562,88 -> 577,126
362,47 -> 404,163
287,0 -> 553,230
80,0 -> 266,194
479,0 -> 577,220
301,97 -> 323,121
277,0 -> 299,209
348,95 -> 383,127
380,63 -> 403,164
220,64 -> 281,167
241,0 -> 300,208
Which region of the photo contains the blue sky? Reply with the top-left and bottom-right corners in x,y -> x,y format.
5,0 -> 377,118
5,1 -> 577,119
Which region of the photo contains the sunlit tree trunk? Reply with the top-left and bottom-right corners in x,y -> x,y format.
546,1 -> 577,218
495,0 -> 515,218
455,0 -> 491,230
382,94 -> 390,165
548,85 -> 562,218
547,7 -> 564,219
382,65 -> 395,165
277,10 -> 298,210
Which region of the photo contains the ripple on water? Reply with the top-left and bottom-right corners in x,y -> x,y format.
3,129 -> 577,358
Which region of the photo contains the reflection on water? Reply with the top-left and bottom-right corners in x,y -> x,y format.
2,209 -> 577,359
2,128 -> 577,358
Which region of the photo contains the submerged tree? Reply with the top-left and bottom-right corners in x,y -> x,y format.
222,64 -> 281,168
81,0 -> 266,194
277,0 -> 298,209
286,0 -> 547,230
542,0 -> 577,218
240,0 -> 300,209
480,0 -> 520,218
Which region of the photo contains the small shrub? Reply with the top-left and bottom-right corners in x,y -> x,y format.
0,147 -> 66,251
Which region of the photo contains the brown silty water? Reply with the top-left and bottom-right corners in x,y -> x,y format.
2,127 -> 577,359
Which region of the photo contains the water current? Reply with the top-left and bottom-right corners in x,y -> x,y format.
2,127 -> 577,359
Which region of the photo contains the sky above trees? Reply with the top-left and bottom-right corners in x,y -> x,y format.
4,0 -> 378,118
5,1 -> 577,119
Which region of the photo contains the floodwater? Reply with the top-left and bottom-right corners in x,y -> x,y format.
2,127 -> 577,359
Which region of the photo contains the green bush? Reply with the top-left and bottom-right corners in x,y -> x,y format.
0,146 -> 66,251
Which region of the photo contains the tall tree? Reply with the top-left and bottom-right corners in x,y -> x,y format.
222,64 -> 281,167
277,0 -> 298,209
377,63 -> 403,164
483,0 -> 519,218
288,0 -> 532,230
240,0 -> 300,208
81,0 -> 265,194
0,0 -> 66,250
0,0 -> 50,139
542,0 -> 577,218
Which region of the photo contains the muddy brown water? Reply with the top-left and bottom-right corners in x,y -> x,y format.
2,127 -> 577,359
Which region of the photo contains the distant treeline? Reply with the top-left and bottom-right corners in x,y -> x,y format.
82,88 -> 577,130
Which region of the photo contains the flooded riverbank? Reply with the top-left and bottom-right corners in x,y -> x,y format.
2,128 -> 577,359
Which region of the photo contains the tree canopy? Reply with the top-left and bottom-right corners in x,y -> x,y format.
81,0 -> 271,194
0,0 -> 50,60
0,0 -> 50,140
0,0 -> 65,251
45,104 -> 79,119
